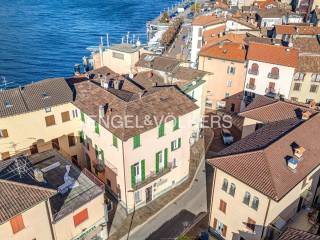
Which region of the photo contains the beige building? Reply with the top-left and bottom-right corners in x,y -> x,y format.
208,113 -> 320,240
72,74 -> 198,213
0,78 -> 82,164
0,150 -> 106,240
198,42 -> 247,110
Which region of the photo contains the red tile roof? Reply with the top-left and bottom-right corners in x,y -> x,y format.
279,228 -> 320,240
275,25 -> 320,35
209,113 -> 320,201
247,42 -> 299,68
200,42 -> 246,62
192,15 -> 224,27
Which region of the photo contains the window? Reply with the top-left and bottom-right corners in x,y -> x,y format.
95,122 -> 100,135
72,109 -> 78,118
249,63 -> 259,75
227,80 -> 232,87
134,190 -> 141,203
225,92 -> 230,98
156,148 -> 168,173
131,160 -> 145,187
251,197 -> 259,210
311,74 -> 320,82
268,67 -> 279,79
1,151 -> 10,160
293,83 -> 302,91
61,111 -> 70,122
243,192 -> 251,205
213,218 -> 227,237
112,52 -> 124,60
294,72 -> 305,81
73,209 -> 89,227
79,131 -> 84,143
222,178 -> 228,192
246,218 -> 256,232
173,117 -> 179,131
197,40 -> 202,48
291,97 -> 298,102
133,134 -> 141,149
229,183 -> 236,197
171,138 -> 181,151
99,149 -> 105,164
45,115 -> 56,127
310,84 -> 319,93
10,215 -> 25,234
219,199 -> 227,213
113,135 -> 118,148
71,155 -> 78,166
0,129 -> 8,138
158,123 -> 165,137
247,78 -> 255,90
227,66 -> 236,75
80,112 -> 85,122
68,134 -> 76,147
52,138 -> 60,150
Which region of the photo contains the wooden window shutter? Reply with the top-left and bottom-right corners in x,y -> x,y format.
213,218 -> 217,229
113,135 -> 118,148
95,122 -> 100,134
156,152 -> 160,174
222,225 -> 227,237
1,129 -> 8,138
141,160 -> 145,182
45,115 -> 56,127
219,199 -> 226,213
73,208 -> 88,227
80,111 -> 85,122
164,148 -> 168,169
10,215 -> 25,234
61,111 -> 70,122
178,138 -> 181,148
131,165 -> 136,188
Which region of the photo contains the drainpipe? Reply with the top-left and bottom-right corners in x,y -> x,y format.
261,198 -> 271,239
45,200 -> 56,240
121,140 -> 129,215
208,165 -> 217,228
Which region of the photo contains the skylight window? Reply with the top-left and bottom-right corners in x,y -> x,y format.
42,92 -> 50,99
4,100 -> 13,108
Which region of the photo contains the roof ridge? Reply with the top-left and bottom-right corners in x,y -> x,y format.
240,99 -> 277,114
0,179 -> 56,194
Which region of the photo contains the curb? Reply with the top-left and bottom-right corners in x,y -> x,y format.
123,154 -> 206,240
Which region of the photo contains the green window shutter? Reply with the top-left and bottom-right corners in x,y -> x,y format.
79,130 -> 84,143
113,135 -> 118,148
100,149 -> 104,164
164,148 -> 168,169
80,112 -> 85,122
171,141 -> 174,151
158,123 -> 165,138
156,152 -> 160,174
141,160 -> 145,182
178,138 -> 181,148
173,117 -> 179,131
133,135 -> 140,149
131,165 -> 136,188
95,145 -> 99,158
95,122 -> 100,134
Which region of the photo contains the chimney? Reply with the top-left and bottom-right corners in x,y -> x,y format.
34,168 -> 44,182
302,110 -> 312,120
294,146 -> 305,159
287,156 -> 298,172
114,79 -> 120,90
99,104 -> 106,119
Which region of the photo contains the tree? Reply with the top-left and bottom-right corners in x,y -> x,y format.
160,11 -> 169,23
190,3 -> 201,13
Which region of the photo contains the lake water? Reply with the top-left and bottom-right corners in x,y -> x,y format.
0,0 -> 179,86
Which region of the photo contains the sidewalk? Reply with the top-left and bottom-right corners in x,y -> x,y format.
108,138 -> 205,240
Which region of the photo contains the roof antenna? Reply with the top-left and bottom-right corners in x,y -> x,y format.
106,33 -> 110,48
126,31 -> 130,44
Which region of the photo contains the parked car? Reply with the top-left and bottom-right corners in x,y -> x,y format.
221,128 -> 234,145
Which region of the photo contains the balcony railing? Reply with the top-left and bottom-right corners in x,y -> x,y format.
248,69 -> 259,75
265,88 -> 276,94
268,73 -> 279,79
133,162 -> 173,190
246,83 -> 256,90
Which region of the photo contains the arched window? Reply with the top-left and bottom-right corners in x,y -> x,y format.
251,197 -> 259,210
222,178 -> 228,192
229,183 -> 236,197
250,63 -> 259,75
269,67 -> 279,79
243,191 -> 251,205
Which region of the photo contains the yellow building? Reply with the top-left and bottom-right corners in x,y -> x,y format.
208,113 -> 320,240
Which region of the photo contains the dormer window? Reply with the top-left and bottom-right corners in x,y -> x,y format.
4,100 -> 13,108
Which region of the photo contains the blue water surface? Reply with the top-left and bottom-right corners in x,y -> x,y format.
0,0 -> 179,86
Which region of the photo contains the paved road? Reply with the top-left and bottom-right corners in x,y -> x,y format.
126,157 -> 207,240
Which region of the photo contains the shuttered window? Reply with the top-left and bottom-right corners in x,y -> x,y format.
80,112 -> 85,122
131,164 -> 136,188
61,111 -> 70,122
173,117 -> 179,131
113,135 -> 118,148
73,209 -> 89,227
0,129 -> 9,138
133,135 -> 141,149
95,122 -> 100,135
10,215 -> 25,234
158,123 -> 165,138
45,115 -> 56,127
219,199 -> 227,213
171,138 -> 181,151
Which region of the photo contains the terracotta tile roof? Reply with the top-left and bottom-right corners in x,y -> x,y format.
203,25 -> 226,41
209,113 -> 320,201
258,7 -> 286,18
244,35 -> 282,45
73,80 -> 198,141
133,71 -> 165,89
200,42 -> 246,62
192,15 -> 225,27
0,179 -> 56,224
293,37 -> 320,54
135,54 -> 181,72
240,98 -> 318,123
297,56 -> 320,73
254,0 -> 278,9
279,228 -> 320,240
0,78 -> 73,118
247,42 -> 299,68
275,25 -> 320,35
204,33 -> 246,46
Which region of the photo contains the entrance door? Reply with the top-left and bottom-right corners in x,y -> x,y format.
146,186 -> 152,203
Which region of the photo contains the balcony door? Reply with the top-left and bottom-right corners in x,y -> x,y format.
146,186 -> 152,203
